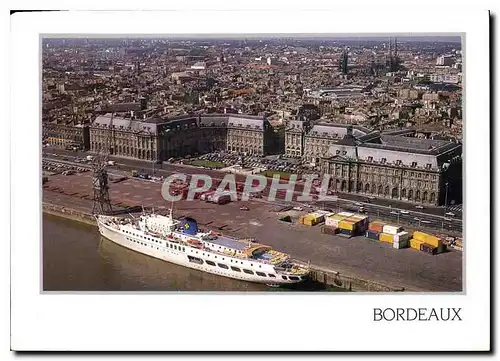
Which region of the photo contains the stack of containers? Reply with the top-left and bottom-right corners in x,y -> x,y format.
325,212 -> 354,229
323,213 -> 343,235
393,231 -> 410,249
379,224 -> 403,244
365,221 -> 385,241
412,231 -> 445,255
350,214 -> 370,233
339,216 -> 364,238
300,211 -> 334,226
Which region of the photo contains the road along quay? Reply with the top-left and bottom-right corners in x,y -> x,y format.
43,154 -> 463,235
42,171 -> 463,292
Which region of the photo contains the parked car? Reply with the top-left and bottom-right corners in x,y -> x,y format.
415,205 -> 424,209
400,210 -> 410,214
239,206 -> 250,211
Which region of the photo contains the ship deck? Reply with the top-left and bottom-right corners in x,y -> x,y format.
208,234 -> 249,251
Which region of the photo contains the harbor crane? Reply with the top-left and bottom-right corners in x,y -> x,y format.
91,112 -> 114,215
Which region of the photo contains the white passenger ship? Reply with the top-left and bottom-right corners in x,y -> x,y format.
96,210 -> 310,285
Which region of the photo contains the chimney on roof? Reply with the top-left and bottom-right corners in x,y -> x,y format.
140,97 -> 147,110
346,125 -> 353,139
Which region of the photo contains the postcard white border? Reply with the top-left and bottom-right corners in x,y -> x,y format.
10,8 -> 489,351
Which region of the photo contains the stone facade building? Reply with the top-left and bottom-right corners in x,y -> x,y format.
42,120 -> 90,150
88,113 -> 274,161
285,118 -> 372,165
320,131 -> 462,206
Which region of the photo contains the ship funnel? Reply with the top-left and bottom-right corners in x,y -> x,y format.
178,217 -> 198,235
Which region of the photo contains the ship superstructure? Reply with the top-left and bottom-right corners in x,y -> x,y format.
96,211 -> 309,285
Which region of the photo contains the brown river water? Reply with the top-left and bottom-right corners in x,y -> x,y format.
43,213 -> 343,292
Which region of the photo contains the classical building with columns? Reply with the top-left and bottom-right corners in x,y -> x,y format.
285,117 -> 371,165
320,130 -> 462,206
88,113 -> 274,161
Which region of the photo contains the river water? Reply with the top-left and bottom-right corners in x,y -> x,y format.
43,213 -> 343,292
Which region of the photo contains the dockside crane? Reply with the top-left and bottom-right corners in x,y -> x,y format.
91,112 -> 114,215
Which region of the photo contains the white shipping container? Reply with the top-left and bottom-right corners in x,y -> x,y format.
337,212 -> 354,218
393,231 -> 410,243
393,239 -> 409,249
325,217 -> 340,228
383,225 -> 403,235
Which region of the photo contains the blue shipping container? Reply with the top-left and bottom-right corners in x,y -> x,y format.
365,230 -> 380,240
338,228 -> 353,237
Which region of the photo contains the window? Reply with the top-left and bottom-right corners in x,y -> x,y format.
289,276 -> 300,281
426,163 -> 432,170
411,162 -> 417,167
381,158 -> 386,164
256,271 -> 266,277
281,275 -> 288,280
231,266 -> 241,272
396,160 -> 402,166
218,263 -> 229,269
206,260 -> 216,266
268,274 -> 276,278
243,269 -> 254,275
187,256 -> 203,265
368,156 -> 373,162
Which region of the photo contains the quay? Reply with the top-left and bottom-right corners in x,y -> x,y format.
42,172 -> 462,292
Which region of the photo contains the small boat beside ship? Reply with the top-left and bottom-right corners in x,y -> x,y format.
95,209 -> 309,285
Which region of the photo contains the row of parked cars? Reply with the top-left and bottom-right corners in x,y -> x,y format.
42,160 -> 89,174
195,152 -> 307,174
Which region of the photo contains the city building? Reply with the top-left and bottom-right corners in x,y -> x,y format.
285,118 -> 371,164
42,119 -> 90,150
429,73 -> 461,84
436,55 -> 455,66
88,113 -> 275,161
320,129 -> 462,206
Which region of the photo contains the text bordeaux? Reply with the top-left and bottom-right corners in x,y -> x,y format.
373,308 -> 462,322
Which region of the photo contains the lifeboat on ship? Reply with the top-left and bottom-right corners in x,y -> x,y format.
187,239 -> 203,248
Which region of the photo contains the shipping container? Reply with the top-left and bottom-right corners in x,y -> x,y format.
409,238 -> 425,250
325,215 -> 340,228
383,224 -> 403,235
338,228 -> 353,238
437,243 -> 447,254
301,215 -> 319,226
368,222 -> 385,233
412,231 -> 428,242
420,243 -> 437,255
393,239 -> 409,249
393,231 -> 410,243
365,230 -> 380,241
321,226 -> 338,235
425,235 -> 442,248
339,220 -> 356,231
379,232 -> 395,244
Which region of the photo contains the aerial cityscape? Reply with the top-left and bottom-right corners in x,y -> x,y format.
41,35 -> 463,292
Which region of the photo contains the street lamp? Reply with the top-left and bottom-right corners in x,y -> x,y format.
444,181 -> 449,216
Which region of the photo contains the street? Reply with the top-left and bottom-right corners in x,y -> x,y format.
42,148 -> 463,234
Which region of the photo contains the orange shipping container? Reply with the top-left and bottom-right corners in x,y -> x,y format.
369,222 -> 385,233
379,233 -> 394,244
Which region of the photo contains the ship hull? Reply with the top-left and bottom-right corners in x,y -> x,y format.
97,218 -> 307,285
